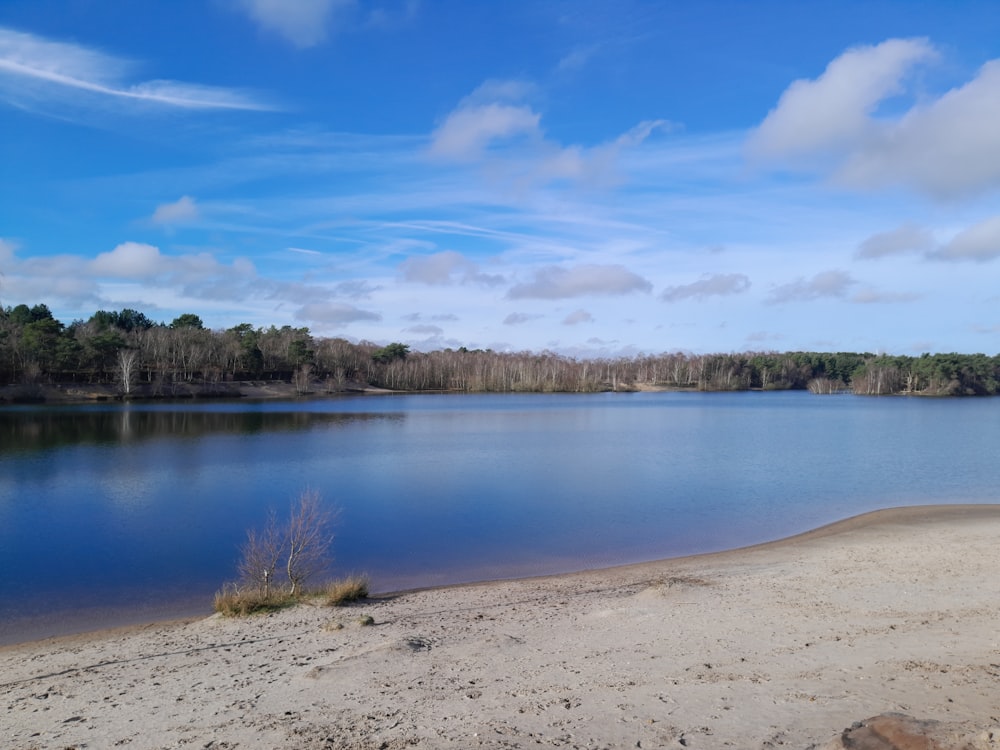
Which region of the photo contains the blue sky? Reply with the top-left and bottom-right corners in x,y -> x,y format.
2,1 -> 999,356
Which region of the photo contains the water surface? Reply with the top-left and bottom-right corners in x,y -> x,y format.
2,391 -> 997,643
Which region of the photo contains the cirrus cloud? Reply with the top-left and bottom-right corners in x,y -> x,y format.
0,27 -> 273,111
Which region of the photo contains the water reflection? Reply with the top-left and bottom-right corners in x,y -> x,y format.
0,406 -> 400,454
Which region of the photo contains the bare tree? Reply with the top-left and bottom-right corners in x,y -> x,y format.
293,362 -> 313,394
237,509 -> 284,597
285,489 -> 335,595
116,348 -> 138,395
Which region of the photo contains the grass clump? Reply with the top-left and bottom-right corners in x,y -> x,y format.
213,584 -> 298,617
324,575 -> 370,606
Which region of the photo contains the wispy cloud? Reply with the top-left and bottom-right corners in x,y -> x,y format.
152,196 -> 200,226
851,288 -> 921,304
660,273 -> 751,302
562,309 -> 594,325
856,222 -> 935,259
404,323 -> 444,335
398,250 -> 505,286
766,270 -> 856,304
429,82 -> 541,160
0,27 -> 273,111
507,264 -> 652,300
295,301 -> 381,326
429,79 -> 671,188
930,216 -> 1000,262
503,312 -> 542,326
233,0 -> 356,48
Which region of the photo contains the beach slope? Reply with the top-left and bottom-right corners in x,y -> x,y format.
4,505 -> 1000,749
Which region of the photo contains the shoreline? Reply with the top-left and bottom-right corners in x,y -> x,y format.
6,504 -> 1000,749
3,503 -> 997,651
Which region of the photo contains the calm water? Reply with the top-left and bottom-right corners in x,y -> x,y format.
2,391 -> 998,643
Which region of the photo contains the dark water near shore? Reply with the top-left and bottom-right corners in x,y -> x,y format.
2,391 -> 998,643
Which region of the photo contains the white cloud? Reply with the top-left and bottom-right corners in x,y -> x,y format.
1,237 -> 388,331
507,264 -> 653,300
837,60 -> 1000,198
152,196 -> 199,225
398,250 -> 504,286
428,79 -> 670,186
931,216 -> 1000,262
234,0 -> 353,48
856,223 -> 935,259
660,273 -> 751,302
766,270 -> 856,304
429,102 -> 541,160
0,237 -> 16,264
749,38 -> 1000,199
90,242 -> 165,279
749,38 -> 935,163
295,300 -> 381,326
562,309 -> 594,325
0,27 -> 272,111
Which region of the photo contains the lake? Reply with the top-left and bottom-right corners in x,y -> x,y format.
2,390 -> 998,644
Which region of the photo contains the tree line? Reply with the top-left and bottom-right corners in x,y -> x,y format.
2,303 -> 999,397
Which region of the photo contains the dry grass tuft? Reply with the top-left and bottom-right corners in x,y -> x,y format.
213,585 -> 298,616
324,575 -> 370,606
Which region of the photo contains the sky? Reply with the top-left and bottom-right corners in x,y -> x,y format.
2,1 -> 1000,357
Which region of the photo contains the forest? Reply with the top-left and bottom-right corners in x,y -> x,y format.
2,303 -> 1000,399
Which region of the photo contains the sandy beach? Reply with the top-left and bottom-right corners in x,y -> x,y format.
3,505 -> 1000,749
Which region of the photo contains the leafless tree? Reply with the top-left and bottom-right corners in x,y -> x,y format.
116,348 -> 138,394
285,489 -> 335,595
293,363 -> 313,394
237,509 -> 284,597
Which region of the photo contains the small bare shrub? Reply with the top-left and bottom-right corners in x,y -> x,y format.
221,488 -> 338,615
237,509 -> 283,597
286,489 -> 335,596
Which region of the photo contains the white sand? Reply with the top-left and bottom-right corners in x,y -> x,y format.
4,505 -> 1000,749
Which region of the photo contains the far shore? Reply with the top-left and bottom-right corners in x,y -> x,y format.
0,379 -> 705,405
5,504 -> 1000,749
0,378 -> 391,405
